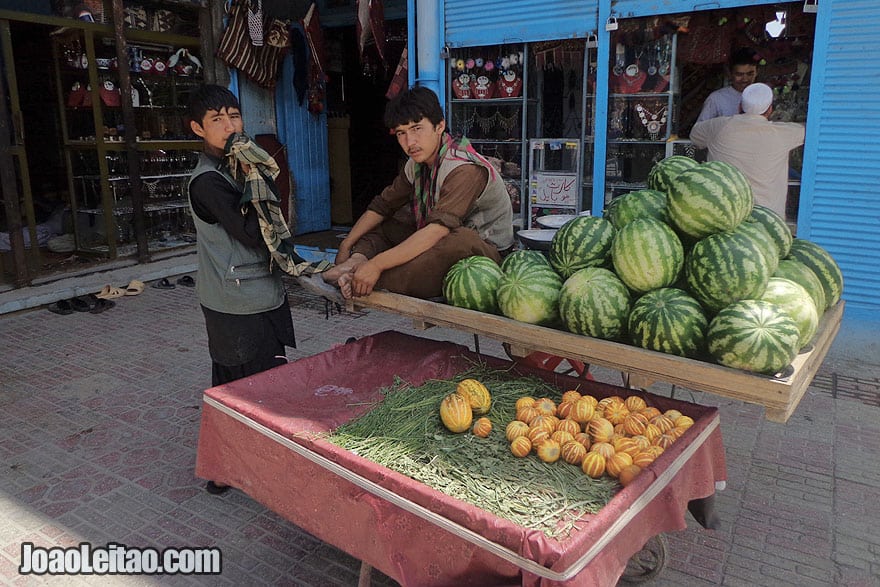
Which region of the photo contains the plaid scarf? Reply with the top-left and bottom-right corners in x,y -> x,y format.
411,134 -> 497,228
225,133 -> 331,276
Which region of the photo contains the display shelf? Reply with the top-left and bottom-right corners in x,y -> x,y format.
50,6 -> 204,258
447,43 -> 532,228
603,33 -> 679,205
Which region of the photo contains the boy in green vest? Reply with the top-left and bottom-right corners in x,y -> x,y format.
188,85 -> 296,495
187,85 -> 295,388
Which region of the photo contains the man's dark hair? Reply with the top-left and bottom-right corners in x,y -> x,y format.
384,86 -> 444,129
188,84 -> 241,125
730,47 -> 759,68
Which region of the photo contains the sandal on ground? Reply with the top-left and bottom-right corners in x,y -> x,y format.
152,277 -> 175,290
176,275 -> 195,287
90,298 -> 116,314
205,481 -> 230,495
296,275 -> 344,304
124,279 -> 145,296
70,296 -> 96,312
48,299 -> 74,315
96,285 -> 126,299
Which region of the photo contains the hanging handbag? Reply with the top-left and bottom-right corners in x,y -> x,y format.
215,0 -> 288,89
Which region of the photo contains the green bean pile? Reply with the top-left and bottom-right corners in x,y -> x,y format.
326,362 -> 618,539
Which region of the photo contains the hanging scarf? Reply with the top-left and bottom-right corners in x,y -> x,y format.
411,134 -> 497,228
225,133 -> 331,276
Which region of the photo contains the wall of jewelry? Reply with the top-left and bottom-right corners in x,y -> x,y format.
447,44 -> 534,227
50,6 -> 204,257
605,31 -> 677,201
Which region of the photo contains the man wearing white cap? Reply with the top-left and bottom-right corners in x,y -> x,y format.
690,82 -> 805,218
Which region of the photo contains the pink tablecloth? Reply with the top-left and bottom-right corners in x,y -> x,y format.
196,331 -> 726,586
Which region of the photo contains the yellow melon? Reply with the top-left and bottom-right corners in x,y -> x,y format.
472,417 -> 492,438
561,390 -> 582,404
537,439 -> 561,463
588,417 -> 614,443
556,418 -> 581,436
590,441 -> 615,459
456,379 -> 491,416
510,436 -> 532,457
624,395 -> 647,413
606,452 -> 633,478
561,440 -> 587,465
505,420 -> 530,442
439,393 -> 472,433
515,396 -> 536,411
618,464 -> 642,487
581,452 -> 606,478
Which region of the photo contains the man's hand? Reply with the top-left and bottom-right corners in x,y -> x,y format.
334,242 -> 352,265
350,260 -> 382,297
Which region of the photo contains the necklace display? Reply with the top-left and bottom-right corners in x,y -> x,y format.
635,103 -> 667,140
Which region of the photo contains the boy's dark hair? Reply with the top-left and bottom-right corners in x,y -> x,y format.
384,86 -> 444,129
730,47 -> 759,68
188,84 -> 241,126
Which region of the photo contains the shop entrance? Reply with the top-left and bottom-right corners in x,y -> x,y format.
607,2 -> 816,222
324,22 -> 406,225
0,19 -> 71,287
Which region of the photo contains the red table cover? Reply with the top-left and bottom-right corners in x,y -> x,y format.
196,331 -> 726,586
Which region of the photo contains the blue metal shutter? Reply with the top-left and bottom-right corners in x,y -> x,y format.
444,0 -> 598,47
275,52 -> 331,235
800,0 -> 880,311
607,0 -> 764,18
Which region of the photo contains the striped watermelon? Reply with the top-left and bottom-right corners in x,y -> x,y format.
442,256 -> 503,314
734,220 -> 779,275
707,299 -> 801,375
604,189 -> 669,229
498,263 -> 563,326
501,249 -> 551,274
628,288 -> 708,358
759,277 -> 819,349
786,239 -> 843,310
667,161 -> 753,239
559,267 -> 631,340
747,205 -> 792,259
549,216 -> 615,279
774,259 -> 826,316
611,218 -> 684,293
647,155 -> 699,193
685,229 -> 772,314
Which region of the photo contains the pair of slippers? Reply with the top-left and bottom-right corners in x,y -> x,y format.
96,279 -> 144,300
152,275 -> 195,290
48,294 -> 115,315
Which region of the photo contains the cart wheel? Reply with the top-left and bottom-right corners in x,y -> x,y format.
619,533 -> 668,584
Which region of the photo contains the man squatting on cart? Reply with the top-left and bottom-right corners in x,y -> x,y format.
307,87 -> 515,300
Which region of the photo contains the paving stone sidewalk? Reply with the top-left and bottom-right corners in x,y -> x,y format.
1,275 -> 878,586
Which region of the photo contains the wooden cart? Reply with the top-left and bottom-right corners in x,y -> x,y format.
346,293 -> 844,423
196,332 -> 726,586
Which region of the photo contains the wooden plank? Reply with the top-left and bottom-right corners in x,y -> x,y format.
348,293 -> 844,423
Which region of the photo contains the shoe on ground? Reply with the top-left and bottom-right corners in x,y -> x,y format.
205,481 -> 230,495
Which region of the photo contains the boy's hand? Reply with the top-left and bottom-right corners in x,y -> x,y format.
351,261 -> 381,297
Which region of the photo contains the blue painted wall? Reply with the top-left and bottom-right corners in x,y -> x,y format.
275,51 -> 331,235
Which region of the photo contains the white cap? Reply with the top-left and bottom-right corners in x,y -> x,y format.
741,83 -> 773,115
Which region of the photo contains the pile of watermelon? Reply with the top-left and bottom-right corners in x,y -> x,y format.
443,156 -> 844,376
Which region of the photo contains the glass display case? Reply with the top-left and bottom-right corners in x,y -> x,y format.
603,33 -> 678,203
446,43 -> 536,228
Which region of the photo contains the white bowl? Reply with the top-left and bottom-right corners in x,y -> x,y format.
516,229 -> 557,251
536,214 -> 577,229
